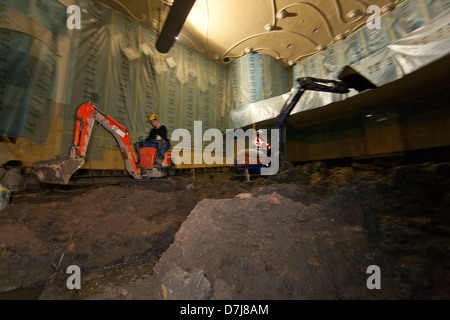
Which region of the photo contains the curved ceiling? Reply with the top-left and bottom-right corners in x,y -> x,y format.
96,0 -> 405,67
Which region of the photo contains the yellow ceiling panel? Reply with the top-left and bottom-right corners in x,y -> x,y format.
96,0 -> 404,67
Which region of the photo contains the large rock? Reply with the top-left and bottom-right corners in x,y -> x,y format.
139,192 -> 372,300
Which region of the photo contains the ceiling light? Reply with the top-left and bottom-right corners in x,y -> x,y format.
277,10 -> 287,20
312,28 -> 319,34
334,34 -> 345,41
316,45 -> 325,51
244,47 -> 253,54
288,60 -> 295,66
151,19 -> 159,28
287,44 -> 293,49
265,24 -> 273,32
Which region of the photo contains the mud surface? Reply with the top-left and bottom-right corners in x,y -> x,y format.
0,162 -> 449,300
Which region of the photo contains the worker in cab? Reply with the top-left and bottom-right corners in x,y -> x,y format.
147,114 -> 171,158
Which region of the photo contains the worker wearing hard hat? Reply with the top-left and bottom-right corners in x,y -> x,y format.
147,114 -> 170,156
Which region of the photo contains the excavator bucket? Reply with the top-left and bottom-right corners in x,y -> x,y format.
33,155 -> 84,185
338,66 -> 377,92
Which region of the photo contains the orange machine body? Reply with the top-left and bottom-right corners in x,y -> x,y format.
139,147 -> 157,169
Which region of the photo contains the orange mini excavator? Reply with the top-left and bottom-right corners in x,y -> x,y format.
33,102 -> 174,184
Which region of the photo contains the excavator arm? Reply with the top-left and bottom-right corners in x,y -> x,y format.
34,102 -> 141,184
275,66 -> 376,158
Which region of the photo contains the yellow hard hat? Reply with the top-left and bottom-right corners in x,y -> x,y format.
148,114 -> 158,122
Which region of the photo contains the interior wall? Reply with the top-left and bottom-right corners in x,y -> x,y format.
0,1 -> 67,144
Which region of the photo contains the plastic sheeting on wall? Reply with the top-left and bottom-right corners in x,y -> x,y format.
102,12 -> 140,148
216,65 -> 228,123
2,0 -> 448,156
389,0 -> 426,40
0,30 -> 35,139
352,47 -> 405,87
229,93 -> 290,129
227,53 -> 290,111
1,0 -> 68,37
342,29 -> 369,66
292,54 -> 328,114
424,0 -> 450,20
387,9 -> 450,74
196,56 -> 218,131
320,44 -> 346,105
64,0 -> 112,160
363,15 -> 393,55
0,31 -> 57,144
160,54 -> 182,136
136,26 -> 160,141
178,46 -> 198,134
1,0 -> 229,160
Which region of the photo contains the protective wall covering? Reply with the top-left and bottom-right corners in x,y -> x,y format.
229,0 -> 450,128
227,54 -> 290,112
64,0 -> 112,160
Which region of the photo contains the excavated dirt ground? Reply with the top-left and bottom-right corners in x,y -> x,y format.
0,161 -> 449,300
